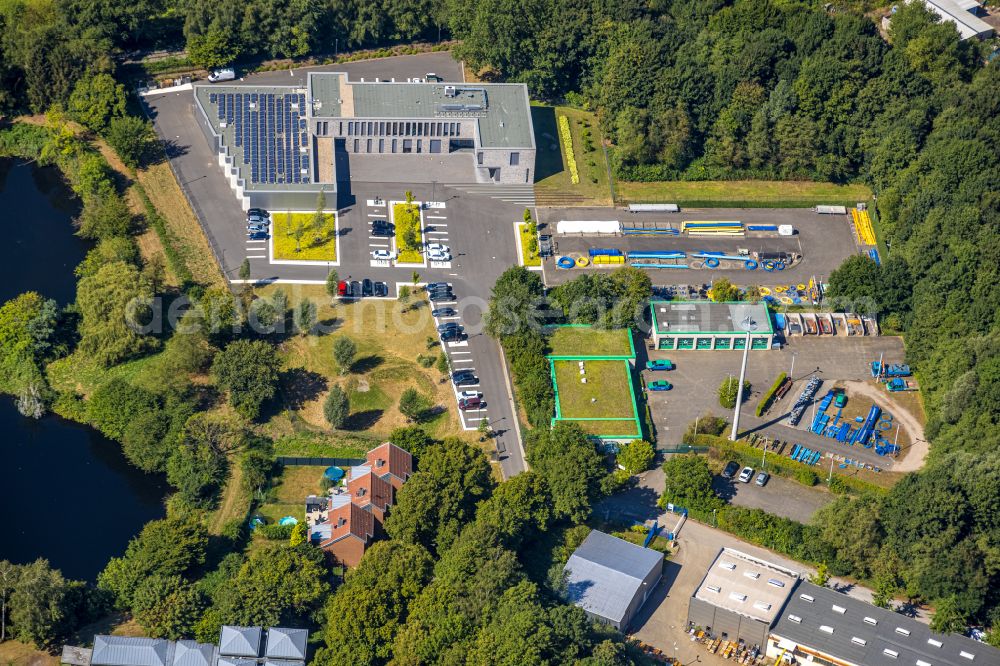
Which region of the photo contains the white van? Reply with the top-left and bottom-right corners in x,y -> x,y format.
208,68 -> 236,83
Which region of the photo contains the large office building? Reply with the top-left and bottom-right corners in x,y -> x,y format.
193,73 -> 535,211
687,548 -> 1000,666
649,301 -> 774,351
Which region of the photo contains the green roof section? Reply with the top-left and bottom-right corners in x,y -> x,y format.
546,326 -> 642,441
547,325 -> 635,359
309,74 -> 341,117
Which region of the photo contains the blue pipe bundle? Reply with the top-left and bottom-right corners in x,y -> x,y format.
836,423 -> 850,442
627,251 -> 686,259
629,263 -> 690,269
747,225 -> 779,231
589,248 -> 623,257
869,248 -> 881,265
856,405 -> 882,447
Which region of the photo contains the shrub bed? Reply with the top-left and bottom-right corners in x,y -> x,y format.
756,372 -> 787,417
557,115 -> 579,184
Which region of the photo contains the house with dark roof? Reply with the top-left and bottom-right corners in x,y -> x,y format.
563,530 -> 664,630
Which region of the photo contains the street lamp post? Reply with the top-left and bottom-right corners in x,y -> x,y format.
730,315 -> 757,441
789,352 -> 797,380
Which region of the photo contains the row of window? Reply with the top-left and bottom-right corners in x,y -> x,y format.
351,138 -> 442,154
343,120 -> 463,138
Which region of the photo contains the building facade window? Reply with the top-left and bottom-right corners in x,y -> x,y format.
510,152 -> 520,166
477,152 -> 484,165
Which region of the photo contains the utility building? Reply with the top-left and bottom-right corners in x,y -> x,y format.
650,301 -> 774,351
687,548 -> 799,650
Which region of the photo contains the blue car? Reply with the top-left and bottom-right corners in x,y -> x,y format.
247,231 -> 268,240
647,380 -> 672,391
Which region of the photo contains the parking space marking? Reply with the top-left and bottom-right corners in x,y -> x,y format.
247,240 -> 266,244
370,242 -> 390,248
451,358 -> 475,364
367,213 -> 385,218
430,261 -> 452,269
440,315 -> 462,321
447,341 -> 469,348
426,231 -> 449,236
246,255 -> 266,259
449,351 -> 472,355
370,259 -> 391,267
426,215 -> 447,220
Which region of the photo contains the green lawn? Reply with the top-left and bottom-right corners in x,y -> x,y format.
553,360 -> 636,419
518,222 -> 541,267
531,104 -> 612,206
573,418 -> 640,437
272,212 -> 337,261
616,180 -> 872,208
393,202 -> 423,263
548,326 -> 632,358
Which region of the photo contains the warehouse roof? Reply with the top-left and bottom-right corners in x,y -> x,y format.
563,530 -> 663,626
693,548 -> 799,624
651,301 -> 773,336
772,582 -> 1000,666
919,0 -> 993,40
91,636 -> 171,666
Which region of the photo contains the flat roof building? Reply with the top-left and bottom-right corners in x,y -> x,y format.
687,548 -> 799,650
563,530 -> 664,631
650,301 -> 774,351
193,73 -> 535,211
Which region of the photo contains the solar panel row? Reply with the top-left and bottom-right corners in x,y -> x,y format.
212,91 -> 310,185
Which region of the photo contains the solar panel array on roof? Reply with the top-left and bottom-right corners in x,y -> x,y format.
207,92 -> 310,186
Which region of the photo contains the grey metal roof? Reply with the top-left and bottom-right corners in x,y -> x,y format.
651,301 -> 773,335
218,627 -> 262,658
216,659 -> 257,666
264,628 -> 308,660
771,582 -> 1000,666
264,662 -> 304,666
309,74 -> 533,148
91,636 -> 171,666
563,530 -> 663,625
170,641 -> 214,666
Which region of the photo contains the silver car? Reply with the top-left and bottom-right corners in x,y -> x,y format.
738,467 -> 754,483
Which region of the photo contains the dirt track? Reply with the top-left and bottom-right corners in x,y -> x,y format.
842,380 -> 927,473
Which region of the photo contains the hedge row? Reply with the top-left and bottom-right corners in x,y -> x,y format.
557,115 -> 579,184
134,183 -> 195,290
756,372 -> 787,417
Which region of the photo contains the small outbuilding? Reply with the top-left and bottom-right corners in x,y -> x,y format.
563,530 -> 664,631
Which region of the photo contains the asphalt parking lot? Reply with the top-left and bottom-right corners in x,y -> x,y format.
536,206 -> 858,286
641,335 -> 911,471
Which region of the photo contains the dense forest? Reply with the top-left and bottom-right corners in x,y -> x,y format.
1,0 -> 1000,656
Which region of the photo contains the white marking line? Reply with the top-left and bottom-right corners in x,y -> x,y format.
369,242 -> 390,248
426,215 -> 447,219
368,235 -> 391,240
246,255 -> 266,259
463,408 -> 488,414
436,300 -> 457,305
457,383 -> 480,389
450,358 -> 475,364
367,213 -> 385,217
464,417 -> 487,423
426,231 -> 449,235
430,261 -> 452,269
370,260 -> 391,267
440,315 -> 461,321
429,222 -> 448,227
246,240 -> 266,244
447,341 -> 469,348
449,350 -> 473,355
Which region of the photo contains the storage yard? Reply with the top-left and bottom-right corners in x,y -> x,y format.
536,206 -> 859,286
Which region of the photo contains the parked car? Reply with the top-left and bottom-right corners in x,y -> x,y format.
247,214 -> 269,224
452,370 -> 476,383
458,390 -> 480,400
441,329 -> 465,342
647,380 -> 672,391
459,397 -> 482,410
426,243 -> 450,253
247,224 -> 267,234
426,282 -> 450,291
247,208 -> 269,218
429,291 -> 453,302
721,461 -> 740,479
371,249 -> 393,260
208,68 -> 236,82
755,471 -> 770,487
247,231 -> 268,240
362,279 -> 373,297
428,249 -> 451,262
646,359 -> 675,371
337,280 -> 348,297
373,281 -> 388,297
427,286 -> 453,296
432,307 -> 456,317
438,323 -> 463,333
371,221 -> 394,236
350,281 -> 361,297
738,467 -> 755,483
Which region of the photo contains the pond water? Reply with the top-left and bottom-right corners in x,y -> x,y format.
0,158 -> 168,580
